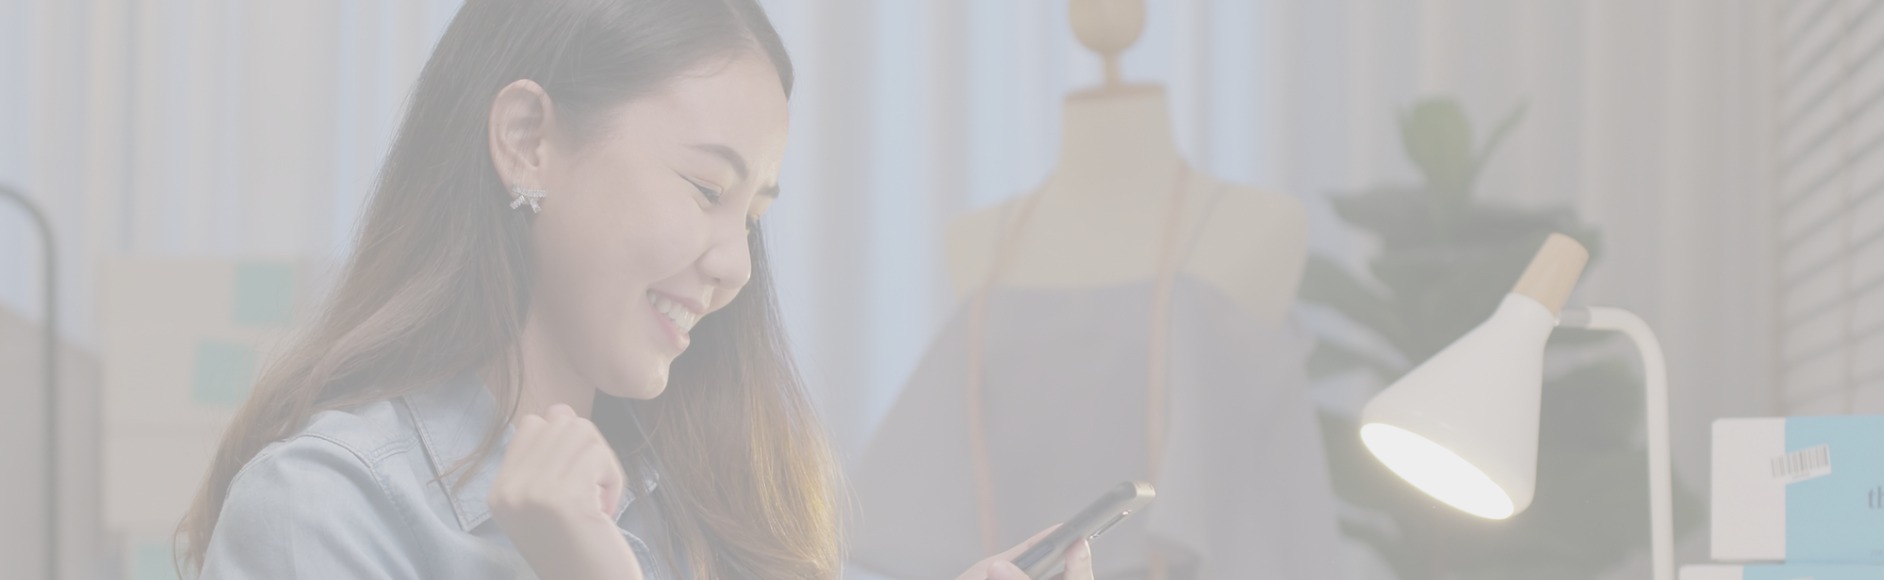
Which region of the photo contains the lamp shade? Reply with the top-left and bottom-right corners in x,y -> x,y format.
1359,232 -> 1589,520
1360,293 -> 1555,519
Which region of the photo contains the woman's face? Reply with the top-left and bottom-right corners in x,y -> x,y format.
491,52 -> 787,400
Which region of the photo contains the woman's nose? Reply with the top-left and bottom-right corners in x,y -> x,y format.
699,222 -> 753,291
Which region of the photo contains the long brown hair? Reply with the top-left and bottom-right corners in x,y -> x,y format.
176,0 -> 844,577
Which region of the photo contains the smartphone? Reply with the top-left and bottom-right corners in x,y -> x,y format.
1009,481 -> 1157,579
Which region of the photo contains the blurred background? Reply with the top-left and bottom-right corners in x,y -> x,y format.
0,0 -> 1871,578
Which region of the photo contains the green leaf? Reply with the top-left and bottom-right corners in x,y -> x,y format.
1327,187 -> 1438,242
1473,102 -> 1529,188
1298,254 -> 1414,351
1306,340 -> 1403,381
1400,98 -> 1477,203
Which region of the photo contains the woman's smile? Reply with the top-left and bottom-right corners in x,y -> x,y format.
648,289 -> 705,353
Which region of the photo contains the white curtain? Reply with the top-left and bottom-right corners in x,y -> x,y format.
0,1 -> 1788,578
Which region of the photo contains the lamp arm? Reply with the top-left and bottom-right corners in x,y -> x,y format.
1560,306 -> 1673,580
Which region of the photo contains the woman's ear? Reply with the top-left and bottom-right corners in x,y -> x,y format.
488,79 -> 560,197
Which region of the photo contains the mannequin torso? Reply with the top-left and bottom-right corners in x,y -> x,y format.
943,86 -> 1308,323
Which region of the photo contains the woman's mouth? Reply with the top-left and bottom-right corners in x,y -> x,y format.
648,290 -> 702,350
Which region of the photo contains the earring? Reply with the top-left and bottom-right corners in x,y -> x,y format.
509,185 -> 547,213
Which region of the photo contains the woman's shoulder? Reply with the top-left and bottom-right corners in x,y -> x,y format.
228,399 -> 418,495
202,401 -> 432,578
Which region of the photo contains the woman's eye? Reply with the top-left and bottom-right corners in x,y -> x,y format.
692,181 -> 723,203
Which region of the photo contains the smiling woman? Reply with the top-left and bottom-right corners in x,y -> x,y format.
171,0 -> 839,578
167,0 -> 1088,579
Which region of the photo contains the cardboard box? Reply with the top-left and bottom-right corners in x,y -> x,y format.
1712,416 -> 1884,563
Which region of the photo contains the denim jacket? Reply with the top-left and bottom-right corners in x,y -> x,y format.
198,373 -> 671,579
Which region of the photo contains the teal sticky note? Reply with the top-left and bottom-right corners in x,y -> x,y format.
193,339 -> 257,406
130,539 -> 182,580
232,262 -> 295,327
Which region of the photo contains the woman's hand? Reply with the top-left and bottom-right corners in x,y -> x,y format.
489,403 -> 643,580
954,526 -> 1095,580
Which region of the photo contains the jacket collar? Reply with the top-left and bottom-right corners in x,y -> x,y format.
399,372 -> 660,532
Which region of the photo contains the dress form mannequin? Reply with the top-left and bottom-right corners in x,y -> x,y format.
943,0 -> 1307,323
848,3 -> 1340,578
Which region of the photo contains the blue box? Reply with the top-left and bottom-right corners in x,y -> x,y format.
1712,416 -> 1884,563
